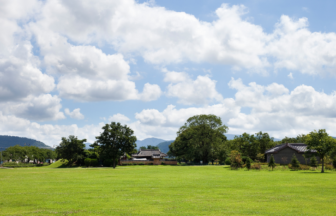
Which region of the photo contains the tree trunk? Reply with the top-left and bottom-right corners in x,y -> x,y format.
321,157 -> 325,173
113,158 -> 116,169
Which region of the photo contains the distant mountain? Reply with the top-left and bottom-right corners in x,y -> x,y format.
136,138 -> 166,148
157,140 -> 174,154
0,135 -> 52,149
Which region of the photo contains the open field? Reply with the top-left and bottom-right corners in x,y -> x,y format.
1,165 -> 336,216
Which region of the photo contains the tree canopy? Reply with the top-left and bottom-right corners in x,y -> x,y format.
96,122 -> 137,168
306,129 -> 336,173
168,114 -> 228,164
56,135 -> 86,165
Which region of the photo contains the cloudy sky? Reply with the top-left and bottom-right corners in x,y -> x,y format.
1,0 -> 336,146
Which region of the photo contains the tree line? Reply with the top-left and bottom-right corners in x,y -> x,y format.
168,114 -> 336,173
1,145 -> 56,164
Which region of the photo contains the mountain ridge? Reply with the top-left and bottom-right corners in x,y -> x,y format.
0,135 -> 52,149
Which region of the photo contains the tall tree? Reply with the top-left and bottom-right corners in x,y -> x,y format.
168,114 -> 228,164
255,131 -> 274,157
306,129 -> 336,173
96,122 -> 137,169
56,135 -> 86,165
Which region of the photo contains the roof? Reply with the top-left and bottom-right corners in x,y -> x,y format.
132,149 -> 168,158
265,143 -> 317,154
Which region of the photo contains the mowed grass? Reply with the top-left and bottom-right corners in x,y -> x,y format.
1,165 -> 336,216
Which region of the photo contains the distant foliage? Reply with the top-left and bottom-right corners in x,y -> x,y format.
84,158 -> 91,167
91,159 -> 99,167
246,157 -> 251,170
333,159 -> 336,170
225,158 -> 231,165
290,154 -> 300,170
310,156 -> 318,168
268,154 -> 276,171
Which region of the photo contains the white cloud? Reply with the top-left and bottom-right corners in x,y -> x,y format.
108,113 -> 130,124
0,94 -> 65,121
65,108 -> 84,120
288,72 -> 293,79
164,69 -> 223,105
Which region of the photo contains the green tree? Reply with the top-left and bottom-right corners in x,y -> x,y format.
268,154 -> 276,171
255,131 -> 275,156
168,114 -> 228,164
291,154 -> 300,170
332,158 -> 336,170
246,157 -> 251,170
306,129 -> 336,173
56,135 -> 86,165
96,122 -> 137,169
310,156 -> 317,168
230,150 -> 242,169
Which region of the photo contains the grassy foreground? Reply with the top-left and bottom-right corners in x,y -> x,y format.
0,165 -> 336,216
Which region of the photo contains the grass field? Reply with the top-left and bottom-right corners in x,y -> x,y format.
1,164 -> 336,216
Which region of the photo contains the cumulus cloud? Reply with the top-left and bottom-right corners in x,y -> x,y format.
163,69 -> 223,105
65,108 -> 84,120
0,94 -> 65,121
25,0 -> 336,75
108,113 -> 130,124
133,79 -> 336,139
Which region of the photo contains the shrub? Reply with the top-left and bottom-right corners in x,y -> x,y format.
148,163 -> 153,165
91,159 -> 98,167
103,159 -> 113,167
138,163 -> 144,165
332,159 -> 336,170
161,162 -> 166,165
251,163 -> 261,170
84,158 -> 91,167
246,157 -> 251,170
224,158 -> 231,165
230,150 -> 243,169
268,154 -> 276,171
299,165 -> 310,170
290,154 -> 300,170
325,165 -> 333,170
310,156 -> 318,168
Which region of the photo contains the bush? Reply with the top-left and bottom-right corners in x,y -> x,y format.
138,163 -> 144,165
84,158 -> 91,167
325,165 -> 333,170
225,158 -> 231,165
310,156 -> 318,168
268,154 -> 276,171
103,159 -> 112,167
161,162 -> 166,165
148,163 -> 153,165
246,157 -> 251,170
91,159 -> 98,167
251,163 -> 261,170
290,154 -> 300,170
332,159 -> 336,169
299,165 -> 310,170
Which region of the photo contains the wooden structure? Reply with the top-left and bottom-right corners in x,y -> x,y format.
265,143 -> 319,165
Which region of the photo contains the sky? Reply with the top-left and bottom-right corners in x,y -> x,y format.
1,0 -> 336,147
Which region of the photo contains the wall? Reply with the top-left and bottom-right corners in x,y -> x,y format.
120,160 -> 177,165
267,147 -> 320,165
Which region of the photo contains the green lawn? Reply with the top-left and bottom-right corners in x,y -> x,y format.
0,165 -> 336,216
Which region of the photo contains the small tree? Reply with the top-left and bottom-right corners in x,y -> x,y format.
230,150 -> 242,169
291,154 -> 300,170
84,158 -> 91,167
268,154 -> 276,171
332,158 -> 336,170
56,136 -> 86,165
306,129 -> 336,173
246,157 -> 251,170
256,153 -> 265,163
310,156 -> 317,170
96,122 -> 137,169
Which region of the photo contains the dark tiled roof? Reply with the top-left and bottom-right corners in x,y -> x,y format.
265,143 -> 316,154
132,149 -> 167,158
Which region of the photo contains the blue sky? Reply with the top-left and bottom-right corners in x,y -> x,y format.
1,0 -> 336,146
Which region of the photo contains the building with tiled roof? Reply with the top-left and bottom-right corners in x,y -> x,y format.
132,149 -> 167,160
265,143 -> 319,165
